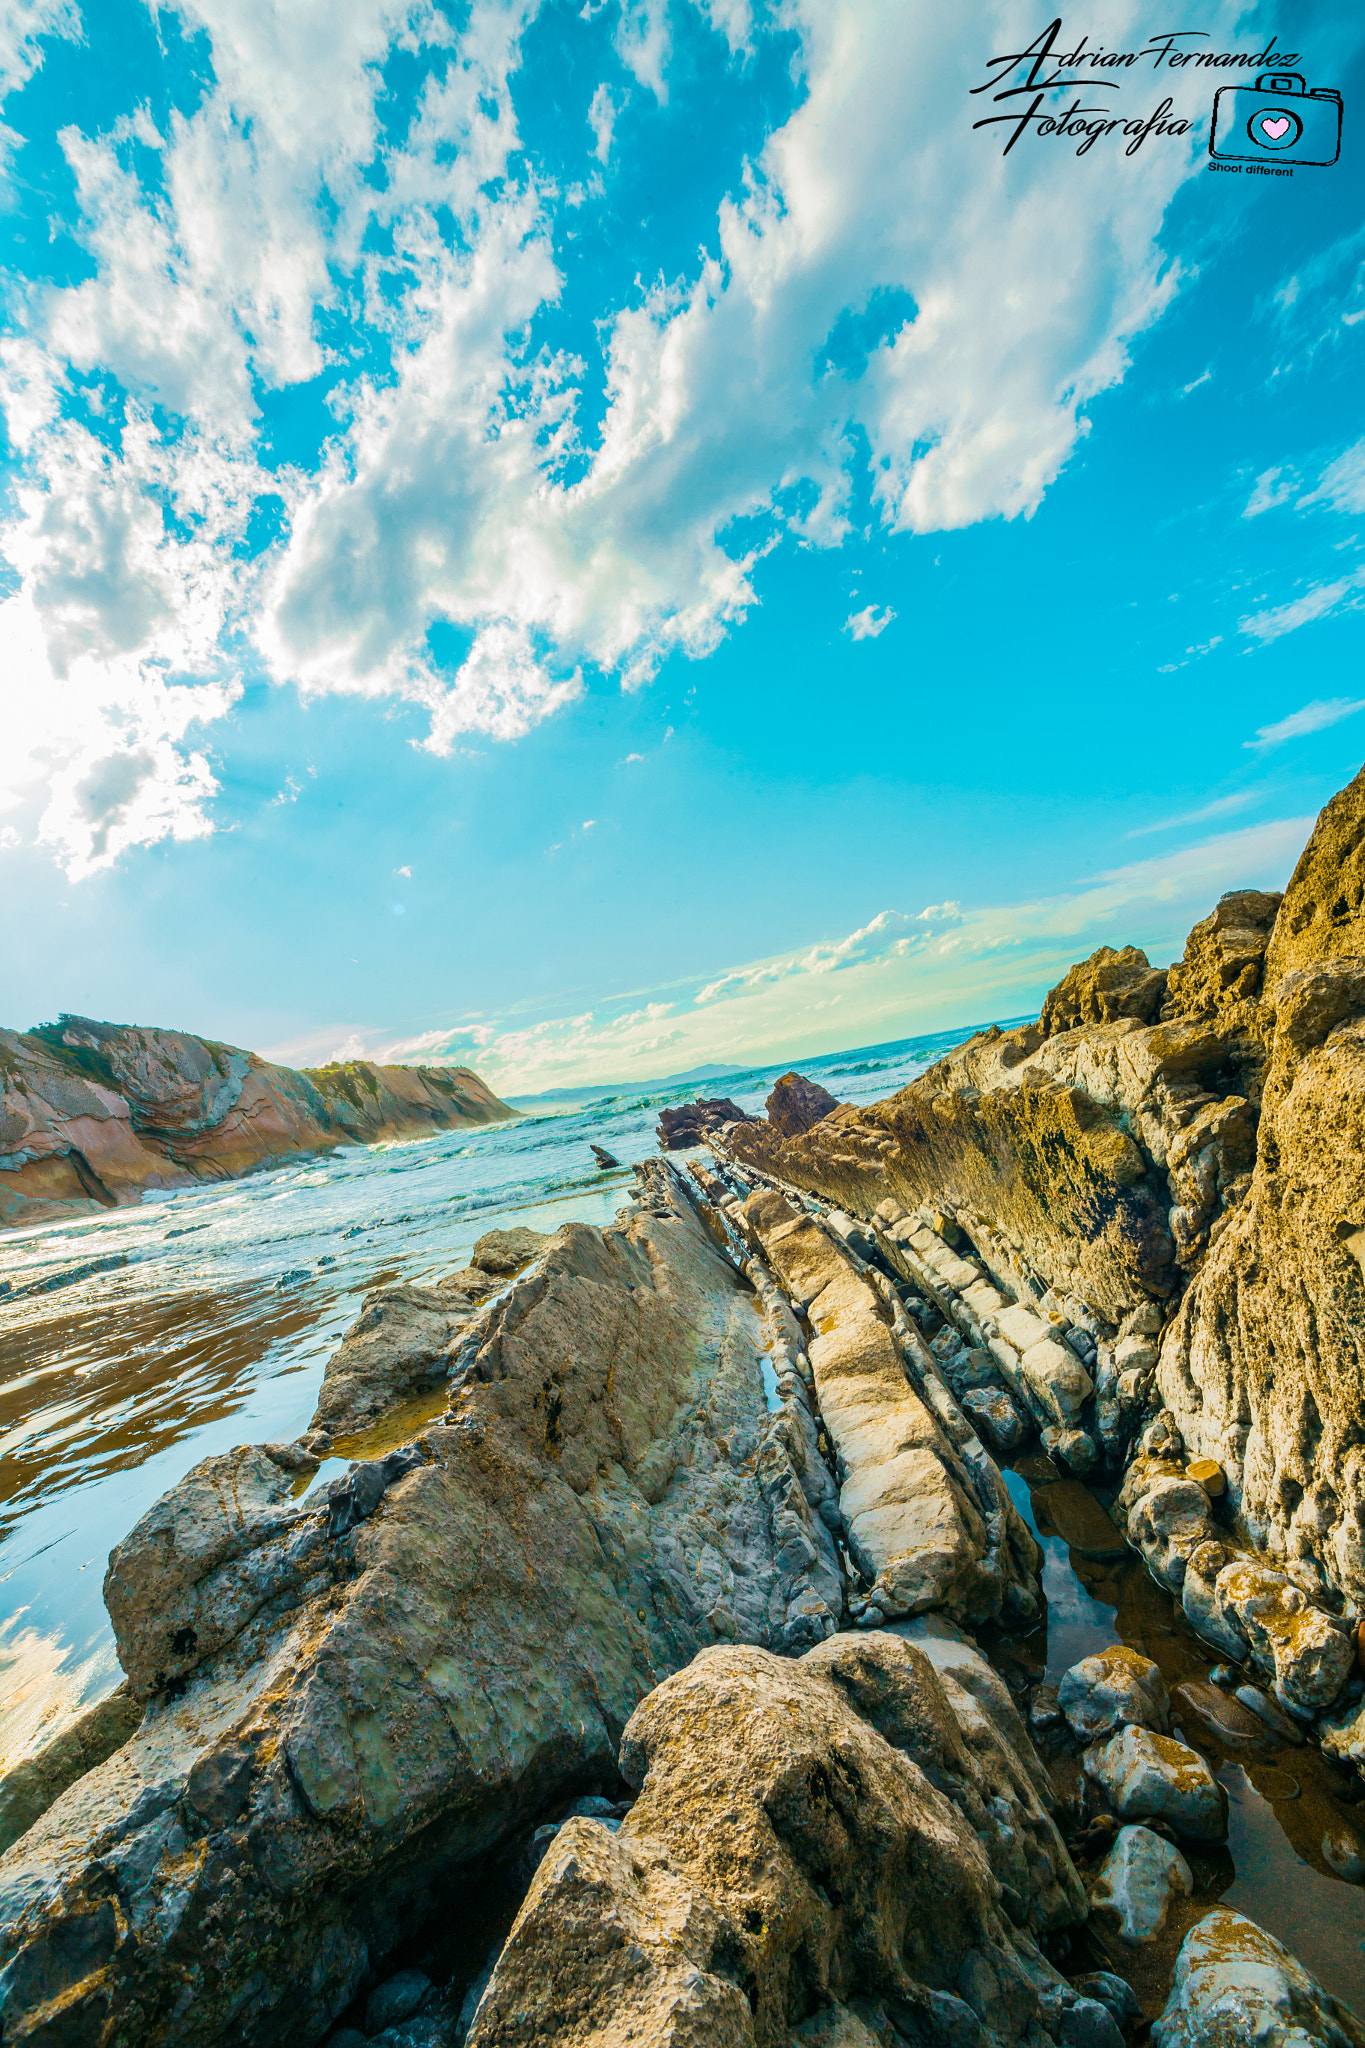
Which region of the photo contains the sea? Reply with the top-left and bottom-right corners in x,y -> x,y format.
0,1021 -> 997,1768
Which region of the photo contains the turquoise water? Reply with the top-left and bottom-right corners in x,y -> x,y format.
0,1023 -> 1001,1766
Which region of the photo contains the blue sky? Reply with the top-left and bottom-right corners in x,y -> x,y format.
1,0 -> 1363,1092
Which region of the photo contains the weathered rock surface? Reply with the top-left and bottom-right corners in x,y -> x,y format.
1083,1726 -> 1227,1842
0,1687 -> 142,1857
1158,768 -> 1365,1616
1153,1907 -> 1365,2048
1039,946 -> 1168,1035
0,1163 -> 849,2046
0,1016 -> 514,1232
656,1096 -> 754,1150
467,1634 -> 1091,2048
1088,1824 -> 1192,1944
736,1188 -> 1040,1627
310,1285 -> 477,1439
1058,1647 -> 1170,1744
766,1071 -> 840,1139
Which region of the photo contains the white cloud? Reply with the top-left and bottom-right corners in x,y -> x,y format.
361,813 -> 1311,1093
844,601 -> 895,640
588,82 -> 619,163
1125,791 -> 1257,838
1239,575 -> 1365,645
1243,697 -> 1365,753
0,825 -> 20,849
1180,368 -> 1211,396
395,863 -> 411,876
0,0 -> 79,101
1243,465 -> 1297,518
0,0 -> 1253,876
1299,440 -> 1365,517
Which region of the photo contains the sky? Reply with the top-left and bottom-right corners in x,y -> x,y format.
0,0 -> 1363,1094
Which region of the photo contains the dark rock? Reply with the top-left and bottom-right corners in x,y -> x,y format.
589,1145 -> 619,1169
764,1070 -> 839,1138
655,1096 -> 752,1150
364,1969 -> 433,2035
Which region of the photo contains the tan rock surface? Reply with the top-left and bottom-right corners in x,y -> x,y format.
1158,766 -> 1365,1612
467,1635 -> 1089,2048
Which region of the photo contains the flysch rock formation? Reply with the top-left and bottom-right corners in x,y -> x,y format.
9,773 -> 1365,2048
717,768 -> 1365,1731
0,1015 -> 515,1232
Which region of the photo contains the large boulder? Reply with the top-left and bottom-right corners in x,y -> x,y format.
1083,1726 -> 1227,1843
1153,1907 -> 1365,2048
1161,890 -> 1282,1021
765,1071 -> 840,1138
0,1163 -> 843,2048
1057,1647 -> 1170,1743
466,1634 -> 1091,2048
310,1284 -> 476,1439
657,1096 -> 753,1149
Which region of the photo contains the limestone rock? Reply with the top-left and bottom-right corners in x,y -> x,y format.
469,1227 -> 548,1277
310,1284 -> 475,1438
1058,1647 -> 1170,1743
1157,767 -> 1365,1617
1152,1906 -> 1365,2048
1162,890 -> 1282,1021
765,1070 -> 840,1138
742,1191 -> 1040,1626
0,1163 -> 843,2048
467,1635 -> 1088,2048
1083,1725 -> 1227,1841
1039,946 -> 1169,1037
1089,1824 -> 1192,1943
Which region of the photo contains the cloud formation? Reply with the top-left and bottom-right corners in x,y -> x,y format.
331,813 -> 1310,1093
2,0 -> 1246,875
1243,697 -> 1365,752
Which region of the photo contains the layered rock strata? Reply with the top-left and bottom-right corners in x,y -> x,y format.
0,1015 -> 514,1232
716,767 -> 1365,1677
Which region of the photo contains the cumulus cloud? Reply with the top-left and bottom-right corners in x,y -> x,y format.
1,0 -> 1249,875
1243,697 -> 1365,753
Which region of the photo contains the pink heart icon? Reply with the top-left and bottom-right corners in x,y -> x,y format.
1260,116 -> 1291,138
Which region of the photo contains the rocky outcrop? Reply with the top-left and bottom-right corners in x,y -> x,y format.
1038,945 -> 1168,1035
656,1096 -> 753,1149
765,1071 -> 840,1138
722,1183 -> 1040,1628
1155,771 -> 1365,1615
307,1230 -> 551,1439
0,1016 -> 514,1232
713,766 -> 1365,1649
0,1163 -> 851,2045
467,1633 -> 1092,2048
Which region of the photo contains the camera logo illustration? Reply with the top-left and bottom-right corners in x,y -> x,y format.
1210,70 -> 1342,166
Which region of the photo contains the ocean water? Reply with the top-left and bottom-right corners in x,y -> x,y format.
0,1022 -> 993,1767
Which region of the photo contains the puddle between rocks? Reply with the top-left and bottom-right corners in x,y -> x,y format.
992,1452 -> 1365,2018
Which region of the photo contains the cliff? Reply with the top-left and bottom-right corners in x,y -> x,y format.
718,765 -> 1365,1626
0,1016 -> 515,1232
